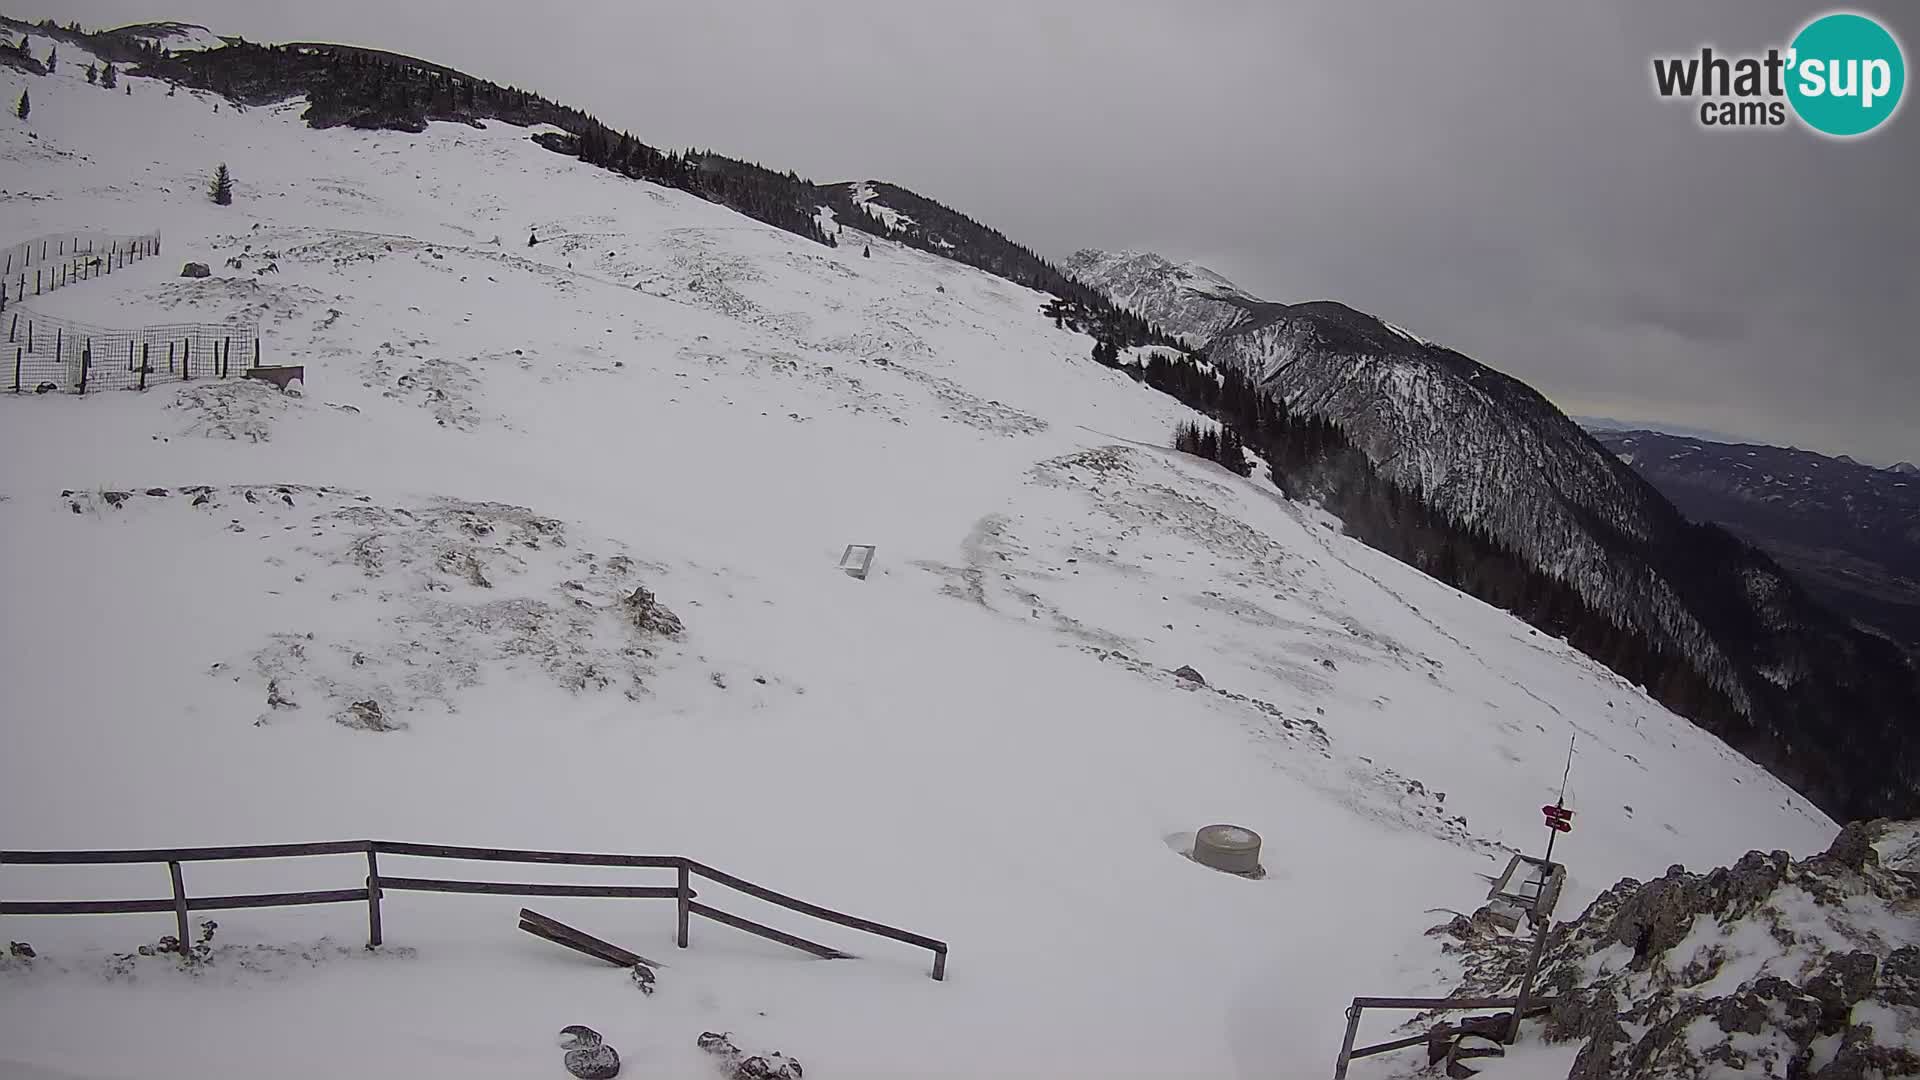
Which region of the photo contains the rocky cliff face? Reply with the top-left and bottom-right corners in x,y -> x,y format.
1430,821 -> 1920,1078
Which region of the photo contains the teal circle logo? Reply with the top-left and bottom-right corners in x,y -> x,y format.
1787,12 -> 1905,136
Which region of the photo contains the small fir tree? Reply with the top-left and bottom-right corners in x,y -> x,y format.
101,62 -> 117,89
86,62 -> 97,84
209,162 -> 233,205
15,88 -> 27,121
45,46 -> 55,73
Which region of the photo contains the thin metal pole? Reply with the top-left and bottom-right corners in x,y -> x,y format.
1507,917 -> 1551,1044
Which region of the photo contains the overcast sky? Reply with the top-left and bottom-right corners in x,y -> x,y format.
31,1 -> 1919,463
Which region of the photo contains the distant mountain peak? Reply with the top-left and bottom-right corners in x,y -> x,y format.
1890,461 -> 1919,475
1064,249 -> 1266,348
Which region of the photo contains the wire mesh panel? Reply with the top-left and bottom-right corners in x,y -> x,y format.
5,308 -> 259,395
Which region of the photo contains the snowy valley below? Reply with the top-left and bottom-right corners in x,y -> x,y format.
0,28 -> 1877,1080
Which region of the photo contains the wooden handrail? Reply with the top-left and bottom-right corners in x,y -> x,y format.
684,859 -> 947,953
0,840 -> 370,864
372,842 -> 682,868
0,841 -> 948,979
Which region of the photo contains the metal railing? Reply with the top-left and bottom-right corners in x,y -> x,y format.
1,840 -> 948,980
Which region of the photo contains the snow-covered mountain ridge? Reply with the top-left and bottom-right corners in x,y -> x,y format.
1064,248 -> 1262,348
1591,428 -> 1920,651
1067,250 -> 1920,825
0,23 -> 1852,1079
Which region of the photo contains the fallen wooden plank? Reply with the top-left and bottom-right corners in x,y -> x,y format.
518,908 -> 664,969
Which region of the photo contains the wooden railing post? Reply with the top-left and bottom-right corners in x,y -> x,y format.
366,844 -> 383,948
1332,1001 -> 1362,1080
676,862 -> 690,948
166,861 -> 191,954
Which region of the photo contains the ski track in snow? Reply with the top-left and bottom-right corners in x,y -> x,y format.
0,37 -> 1836,1080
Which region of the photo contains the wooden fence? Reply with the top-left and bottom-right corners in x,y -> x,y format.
1,231 -> 163,309
0,840 -> 948,980
1331,994 -> 1555,1078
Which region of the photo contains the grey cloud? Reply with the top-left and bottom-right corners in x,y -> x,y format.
1610,294 -> 1749,344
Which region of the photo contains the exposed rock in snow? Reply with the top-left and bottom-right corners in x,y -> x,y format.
1428,820 -> 1920,1079
563,1043 -> 621,1079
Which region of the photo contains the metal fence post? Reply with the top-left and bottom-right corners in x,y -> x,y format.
167,861 -> 191,954
12,347 -> 19,392
138,343 -> 149,391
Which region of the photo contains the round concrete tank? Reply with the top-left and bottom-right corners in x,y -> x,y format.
1193,824 -> 1262,875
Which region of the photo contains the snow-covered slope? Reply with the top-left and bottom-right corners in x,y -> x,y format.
0,36 -> 1836,1080
1066,250 -> 1920,825
1065,248 -> 1260,347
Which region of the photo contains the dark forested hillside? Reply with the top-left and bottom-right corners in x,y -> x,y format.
1074,294 -> 1920,822
1592,429 -> 1920,651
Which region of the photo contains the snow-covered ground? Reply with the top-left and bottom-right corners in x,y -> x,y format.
0,32 -> 1836,1080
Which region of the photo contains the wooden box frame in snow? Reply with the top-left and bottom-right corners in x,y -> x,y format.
838,544 -> 876,580
1484,854 -> 1564,930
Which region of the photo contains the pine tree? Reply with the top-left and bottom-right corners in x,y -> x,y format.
209,162 -> 233,205
101,62 -> 117,89
45,46 -> 55,73
14,88 -> 27,122
86,62 -> 98,84
862,244 -> 871,258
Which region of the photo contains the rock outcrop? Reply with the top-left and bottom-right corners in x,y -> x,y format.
1429,820 -> 1920,1078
